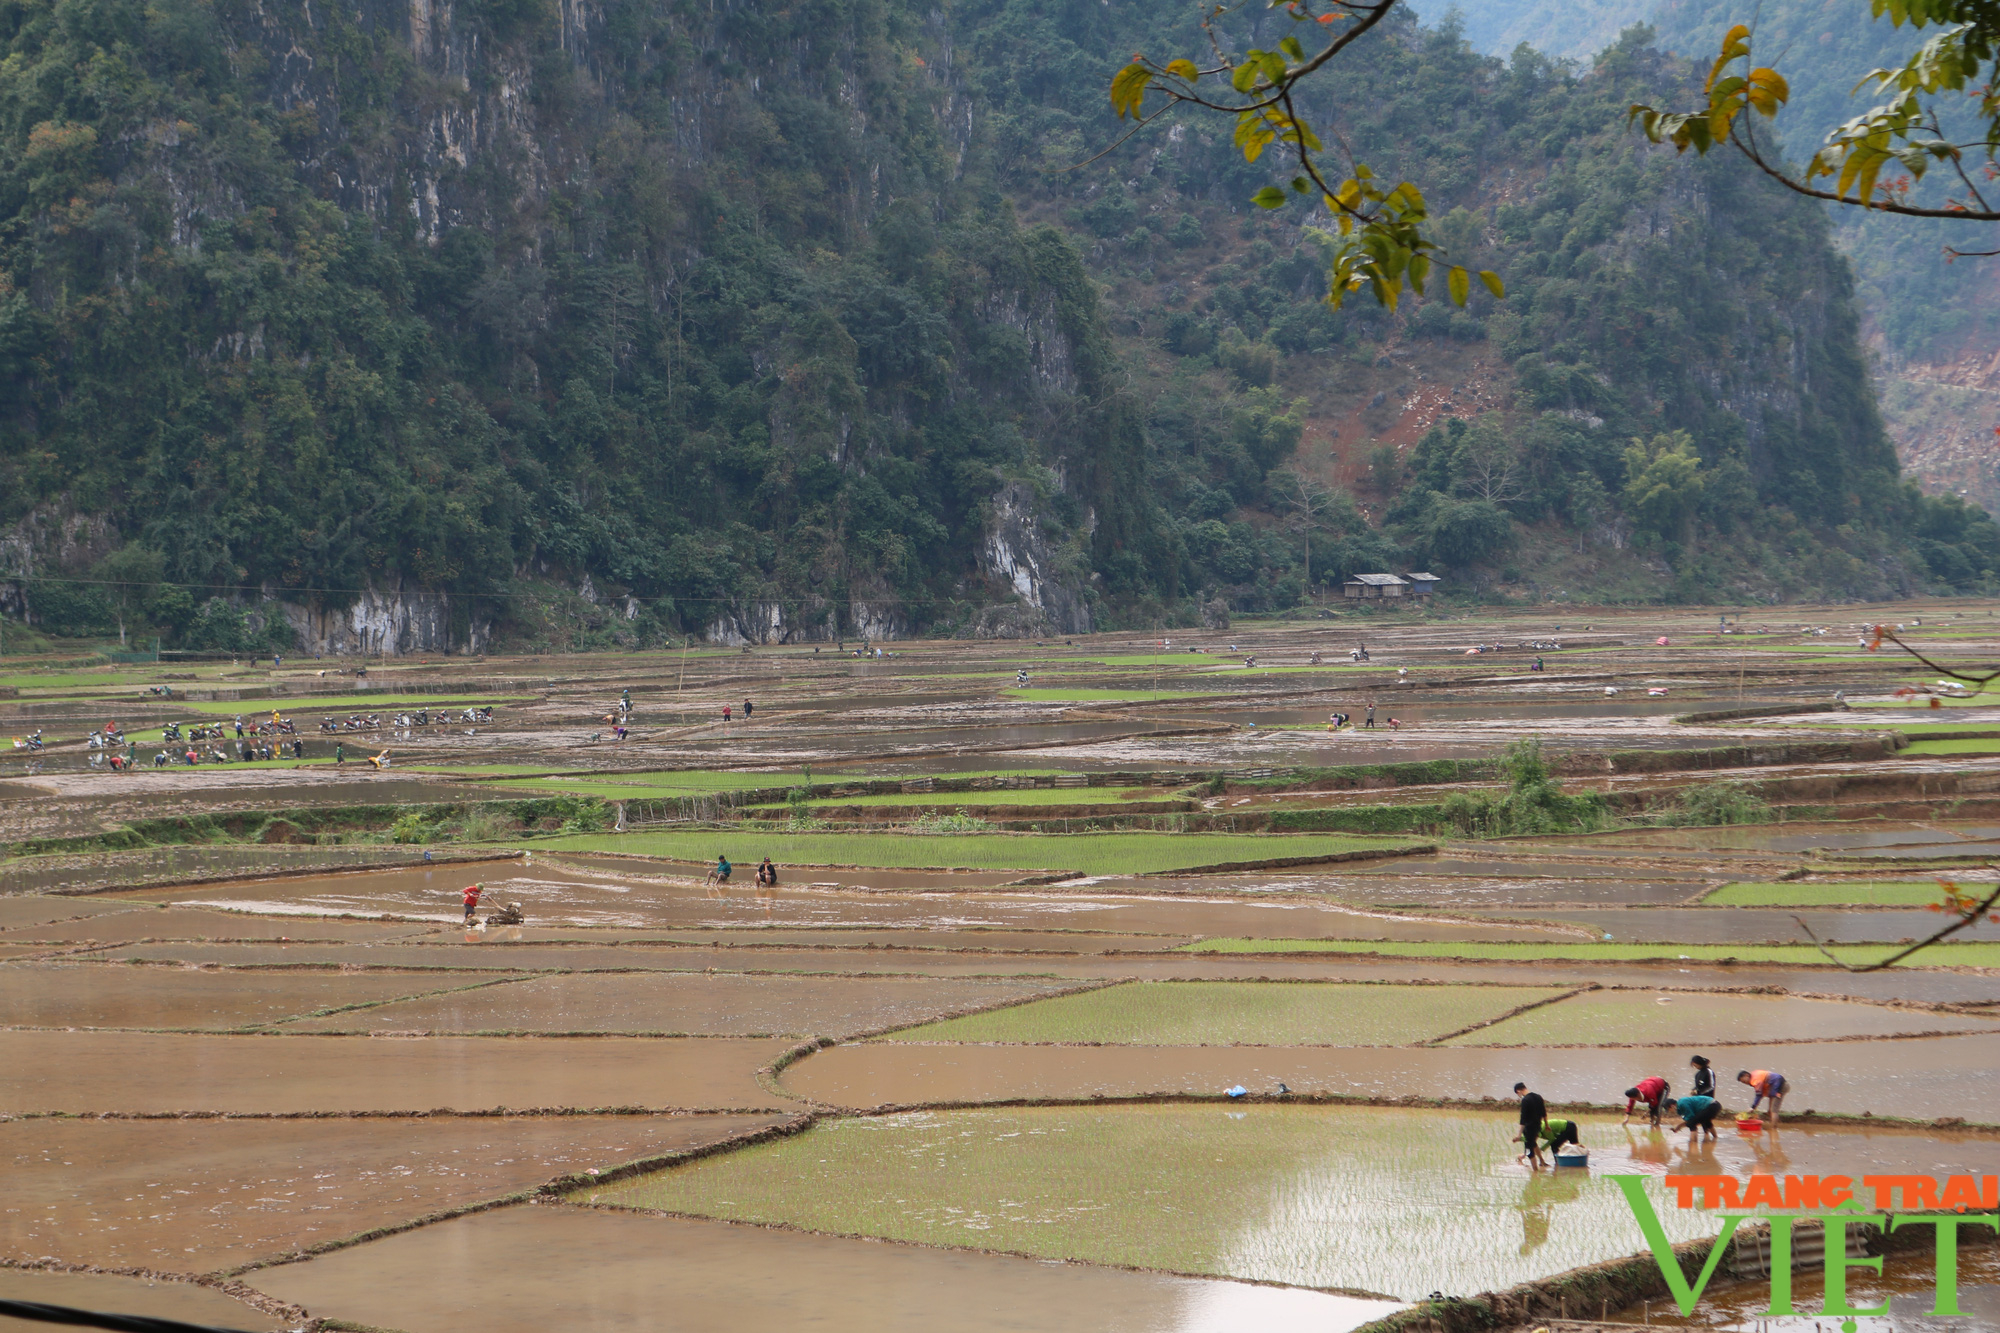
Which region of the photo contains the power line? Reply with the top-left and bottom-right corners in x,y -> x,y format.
0,1298 -> 260,1333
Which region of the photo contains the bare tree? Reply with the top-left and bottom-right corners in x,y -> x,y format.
1788,623 -> 2000,970
1272,470 -> 1338,595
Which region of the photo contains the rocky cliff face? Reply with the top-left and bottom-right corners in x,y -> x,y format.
276,583 -> 488,656
0,0 -> 1116,652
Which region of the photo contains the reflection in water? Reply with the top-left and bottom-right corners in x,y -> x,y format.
1624,1126 -> 1675,1167
1516,1169 -> 1588,1256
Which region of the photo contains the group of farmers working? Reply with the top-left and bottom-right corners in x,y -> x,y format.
1511,1056 -> 1789,1168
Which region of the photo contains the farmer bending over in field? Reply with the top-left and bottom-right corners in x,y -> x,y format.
1664,1094 -> 1721,1140
1622,1076 -> 1669,1127
1738,1069 -> 1787,1123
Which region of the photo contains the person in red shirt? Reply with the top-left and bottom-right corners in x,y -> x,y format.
1623,1076 -> 1670,1126
462,883 -> 483,924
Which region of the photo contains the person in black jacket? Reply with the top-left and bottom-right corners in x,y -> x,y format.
1514,1081 -> 1550,1168
1689,1055 -> 1716,1099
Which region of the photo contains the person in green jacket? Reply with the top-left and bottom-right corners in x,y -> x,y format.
1537,1117 -> 1582,1155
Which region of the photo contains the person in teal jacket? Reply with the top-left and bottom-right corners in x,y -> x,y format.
1665,1094 -> 1721,1140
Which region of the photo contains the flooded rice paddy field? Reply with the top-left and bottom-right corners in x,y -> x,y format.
881,980 -> 1570,1047
778,1033 -> 2000,1121
0,1270 -> 287,1332
0,1029 -> 791,1114
5,607 -> 2000,1328
587,1104 -> 1997,1301
0,1112 -> 786,1270
251,1205 -> 1399,1333
276,971 -> 1083,1037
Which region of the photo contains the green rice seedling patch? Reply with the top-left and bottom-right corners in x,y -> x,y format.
1178,938 -> 2000,967
747,788 -> 1180,810
1900,738 -> 2000,755
173,693 -> 537,715
405,763 -> 592,776
586,1103 -> 1710,1298
1188,664 -> 1389,675
1040,653 -> 1236,668
1442,989 -> 1996,1047
880,980 -> 1565,1046
543,830 -> 1424,875
487,770 -> 867,797
1003,688 -> 1208,702
1706,881 -> 1958,906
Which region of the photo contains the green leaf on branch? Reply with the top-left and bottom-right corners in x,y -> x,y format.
1629,23 -> 1789,156
1165,58 -> 1200,81
1110,62 -> 1152,119
1234,110 -> 1277,162
1252,186 -> 1289,209
1479,270 -> 1505,298
1447,265 -> 1470,307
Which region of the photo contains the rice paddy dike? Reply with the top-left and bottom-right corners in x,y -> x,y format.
4,600 -> 2000,1332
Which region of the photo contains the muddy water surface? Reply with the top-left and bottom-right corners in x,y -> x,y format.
64,940 -> 2000,1004
0,1113 -> 783,1270
97,864 -> 1621,939
551,853 -> 1030,891
782,1032 -> 2000,1121
1,906 -> 429,944
1585,821 -> 2000,853
0,963 -> 509,1029
0,1270 -> 284,1331
0,896 -> 146,930
1071,871 -> 1712,907
630,928 -> 1195,952
280,972 -> 1077,1037
1503,906 -> 2000,943
250,1204 -> 1399,1333
0,1030 -> 789,1113
1446,989 -> 2000,1046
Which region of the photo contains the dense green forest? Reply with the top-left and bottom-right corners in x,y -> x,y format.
0,0 -> 1990,650
1452,0 -> 2000,365
968,4 -> 2000,605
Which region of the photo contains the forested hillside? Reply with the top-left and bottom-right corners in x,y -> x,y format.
1447,0 -> 2000,515
0,0 -> 1989,652
0,0 -> 1150,649
972,4 -> 1998,605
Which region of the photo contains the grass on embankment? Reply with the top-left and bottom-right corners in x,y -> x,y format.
1178,938 -> 2000,967
539,830 -> 1426,875
1706,881 -> 1963,906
